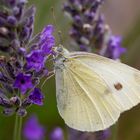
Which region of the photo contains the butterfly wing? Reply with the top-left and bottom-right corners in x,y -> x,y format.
69,52 -> 140,111
55,52 -> 140,132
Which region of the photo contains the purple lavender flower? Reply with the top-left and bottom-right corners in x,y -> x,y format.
0,0 -> 55,130
50,127 -> 64,140
13,73 -> 33,94
29,88 -> 44,106
39,25 -> 55,55
23,115 -> 45,140
25,25 -> 55,72
105,36 -> 126,59
0,0 -> 35,53
26,50 -> 46,72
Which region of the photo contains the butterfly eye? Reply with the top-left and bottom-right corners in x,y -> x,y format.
114,83 -> 123,91
57,47 -> 63,53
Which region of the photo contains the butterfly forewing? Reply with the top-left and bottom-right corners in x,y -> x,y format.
55,51 -> 140,132
55,53 -> 133,131
69,52 -> 140,111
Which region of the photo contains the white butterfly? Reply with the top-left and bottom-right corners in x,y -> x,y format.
54,47 -> 140,132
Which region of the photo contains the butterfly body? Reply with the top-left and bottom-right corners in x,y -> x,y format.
54,48 -> 140,132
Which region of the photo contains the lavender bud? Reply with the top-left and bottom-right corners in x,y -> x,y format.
23,6 -> 36,26
17,108 -> 27,117
0,73 -> 8,83
22,98 -> 32,108
0,27 -> 9,36
13,7 -> 20,15
10,96 -> 21,106
74,15 -> 82,26
18,0 -> 27,5
2,108 -> 15,116
91,0 -> 102,13
0,97 -> 13,108
18,47 -> 26,56
63,4 -> 72,14
84,11 -> 95,23
11,39 -> 20,50
20,27 -> 30,40
0,17 -> 6,26
15,5 -> 23,19
7,16 -> 17,26
69,28 -> 81,39
5,62 -> 15,79
6,0 -> 16,6
0,89 -> 6,98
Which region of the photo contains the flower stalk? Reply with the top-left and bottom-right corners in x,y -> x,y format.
13,115 -> 23,140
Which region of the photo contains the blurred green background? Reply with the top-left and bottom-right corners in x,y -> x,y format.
0,0 -> 140,140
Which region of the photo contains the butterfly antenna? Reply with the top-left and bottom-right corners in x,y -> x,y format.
51,7 -> 64,46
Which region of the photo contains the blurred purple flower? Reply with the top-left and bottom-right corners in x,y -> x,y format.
23,115 -> 45,140
39,25 -> 55,55
96,129 -> 111,140
26,50 -> 46,72
63,0 -> 105,51
13,73 -> 33,94
50,127 -> 64,140
29,88 -> 44,106
68,128 -> 110,140
105,36 -> 126,59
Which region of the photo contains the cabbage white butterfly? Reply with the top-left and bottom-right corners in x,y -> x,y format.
54,46 -> 140,132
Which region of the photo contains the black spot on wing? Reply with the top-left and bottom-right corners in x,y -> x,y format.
114,83 -> 123,91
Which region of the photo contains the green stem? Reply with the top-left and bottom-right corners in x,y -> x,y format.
18,116 -> 23,140
13,115 -> 19,140
13,115 -> 23,140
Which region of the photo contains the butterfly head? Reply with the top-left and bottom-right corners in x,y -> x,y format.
54,45 -> 69,55
53,45 -> 70,60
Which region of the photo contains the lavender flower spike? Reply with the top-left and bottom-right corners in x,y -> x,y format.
23,115 -> 45,140
26,25 -> 55,72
